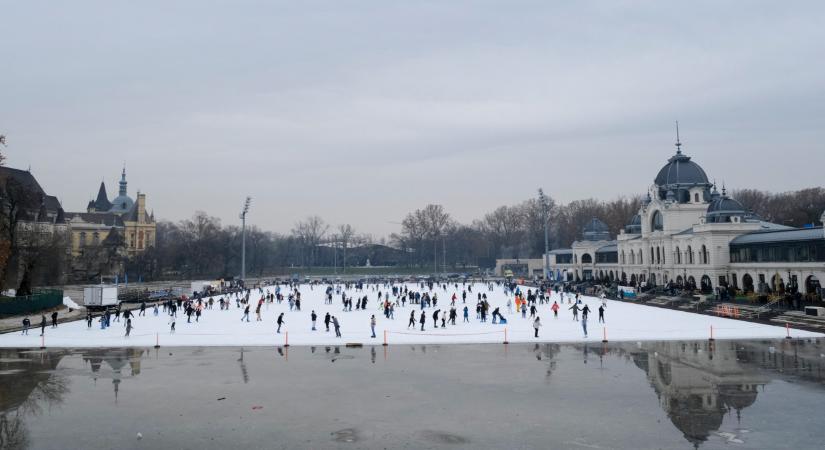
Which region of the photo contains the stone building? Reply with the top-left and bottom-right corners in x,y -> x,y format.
547,138 -> 825,301
66,167 -> 156,259
0,167 -> 70,289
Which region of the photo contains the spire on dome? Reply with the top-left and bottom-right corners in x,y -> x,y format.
675,121 -> 682,155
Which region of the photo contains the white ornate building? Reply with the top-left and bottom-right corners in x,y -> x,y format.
548,143 -> 825,299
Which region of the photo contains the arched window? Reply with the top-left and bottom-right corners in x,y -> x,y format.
621,251 -> 626,264
675,247 -> 681,264
694,193 -> 700,203
651,210 -> 664,232
656,247 -> 660,264
638,250 -> 643,265
701,245 -> 709,264
630,251 -> 635,265
687,246 -> 694,264
79,232 -> 86,247
661,247 -> 665,264
581,253 -> 593,264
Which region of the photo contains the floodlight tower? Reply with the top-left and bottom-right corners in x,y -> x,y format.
538,188 -> 550,280
240,196 -> 252,283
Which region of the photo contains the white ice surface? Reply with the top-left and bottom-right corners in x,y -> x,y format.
1,283 -> 820,348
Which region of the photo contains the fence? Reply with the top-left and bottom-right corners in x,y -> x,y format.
0,289 -> 63,316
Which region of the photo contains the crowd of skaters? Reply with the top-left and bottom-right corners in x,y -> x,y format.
19,279 -> 608,341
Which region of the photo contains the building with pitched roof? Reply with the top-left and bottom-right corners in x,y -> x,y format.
68,167 -> 156,259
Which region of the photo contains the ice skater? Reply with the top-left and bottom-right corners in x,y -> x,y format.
39,315 -> 47,336
371,315 -> 377,338
22,317 -> 30,335
325,312 -> 331,332
125,318 -> 133,337
533,316 -> 542,338
242,305 -> 250,322
408,310 -> 416,329
311,310 -> 317,331
277,313 -> 285,333
569,303 -> 580,321
332,316 -> 341,337
598,304 -> 605,323
551,301 -> 559,318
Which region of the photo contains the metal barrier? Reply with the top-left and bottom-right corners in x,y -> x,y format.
0,289 -> 63,316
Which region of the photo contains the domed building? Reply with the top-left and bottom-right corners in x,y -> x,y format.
546,130 -> 825,299
66,166 -> 156,262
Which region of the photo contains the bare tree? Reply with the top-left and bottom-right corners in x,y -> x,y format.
291,216 -> 329,267
337,224 -> 355,271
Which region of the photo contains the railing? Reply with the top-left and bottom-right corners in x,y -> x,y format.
0,289 -> 63,316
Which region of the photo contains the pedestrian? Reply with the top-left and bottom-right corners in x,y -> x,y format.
86,312 -> 93,328
277,313 -> 285,333
51,311 -> 58,328
139,302 -> 146,316
22,317 -> 30,335
311,310 -> 317,331
40,315 -> 47,336
371,315 -> 377,338
125,318 -> 133,337
598,305 -> 605,323
325,312 -> 331,332
333,316 -> 341,337
533,317 -> 542,338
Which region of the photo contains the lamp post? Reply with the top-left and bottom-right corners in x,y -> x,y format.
240,196 -> 252,284
538,188 -> 550,280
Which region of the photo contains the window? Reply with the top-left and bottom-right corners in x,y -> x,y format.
581,253 -> 593,264
92,232 -> 100,245
675,247 -> 681,264
651,210 -> 664,232
694,193 -> 700,203
79,232 -> 86,247
638,250 -> 643,265
687,246 -> 694,264
131,232 -> 136,248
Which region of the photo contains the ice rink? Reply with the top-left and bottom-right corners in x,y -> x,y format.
1,282 -> 821,348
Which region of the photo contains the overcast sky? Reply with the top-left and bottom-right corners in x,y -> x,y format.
2,1 -> 824,236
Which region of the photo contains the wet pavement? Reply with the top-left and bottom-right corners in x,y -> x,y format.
0,339 -> 823,449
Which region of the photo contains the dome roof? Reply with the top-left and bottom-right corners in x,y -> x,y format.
582,218 -> 611,241
584,217 -> 609,233
109,194 -> 134,214
707,196 -> 745,214
624,214 -> 642,234
705,189 -> 749,224
655,151 -> 710,188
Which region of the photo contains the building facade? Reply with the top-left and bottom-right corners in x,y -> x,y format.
66,167 -> 156,259
547,143 -> 825,300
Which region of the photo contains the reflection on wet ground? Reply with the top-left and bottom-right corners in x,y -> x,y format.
0,339 -> 823,449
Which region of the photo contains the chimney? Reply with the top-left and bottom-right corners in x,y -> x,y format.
136,193 -> 146,223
